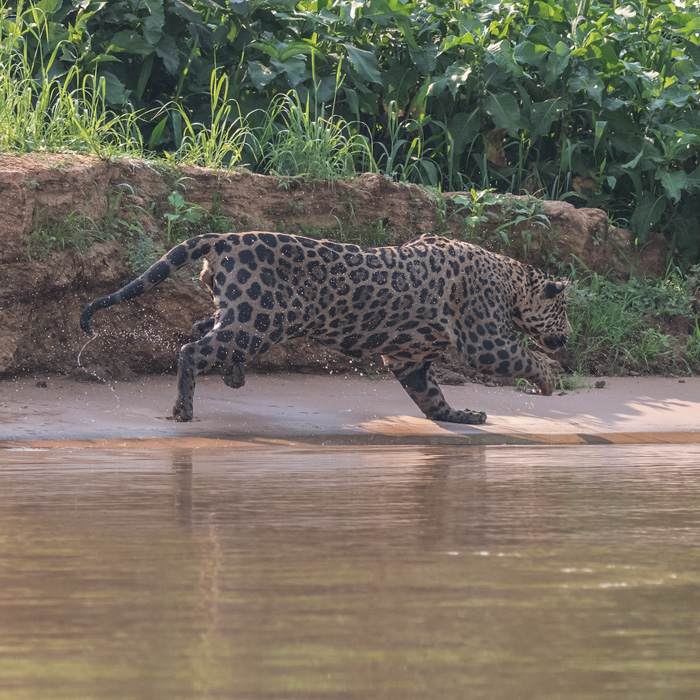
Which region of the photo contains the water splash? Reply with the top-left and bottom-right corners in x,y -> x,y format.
77,332 -> 102,381
77,332 -> 120,409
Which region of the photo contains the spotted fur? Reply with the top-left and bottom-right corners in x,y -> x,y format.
80,232 -> 570,424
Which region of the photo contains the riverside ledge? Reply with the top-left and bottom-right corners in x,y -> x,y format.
1,373 -> 699,448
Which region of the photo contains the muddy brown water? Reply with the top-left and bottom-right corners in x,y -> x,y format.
1,444 -> 699,700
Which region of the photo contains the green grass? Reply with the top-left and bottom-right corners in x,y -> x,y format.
165,70 -> 252,170
26,208 -> 115,261
565,273 -> 698,375
0,7 -> 145,158
254,92 -> 376,182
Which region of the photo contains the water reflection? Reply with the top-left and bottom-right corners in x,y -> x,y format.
1,444 -> 700,699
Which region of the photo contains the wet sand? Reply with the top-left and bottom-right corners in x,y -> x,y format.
1,372 -> 698,446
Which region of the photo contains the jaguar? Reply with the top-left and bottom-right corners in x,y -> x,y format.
80,232 -> 570,424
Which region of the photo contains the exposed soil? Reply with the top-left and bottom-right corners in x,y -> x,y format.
0,152 -> 669,381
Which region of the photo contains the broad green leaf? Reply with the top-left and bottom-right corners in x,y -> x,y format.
653,83 -> 695,109
278,41 -> 325,62
484,92 -> 521,137
488,40 -> 522,79
630,193 -> 666,243
447,111 -> 480,157
594,119 -> 607,153
410,44 -> 438,75
393,14 -> 419,50
228,1 -> 248,17
657,169 -> 688,203
248,43 -> 280,60
343,44 -> 382,85
248,61 -> 277,90
109,30 -> 154,55
83,54 -> 122,68
621,150 -> 644,170
156,35 -> 180,76
270,57 -> 307,88
602,97 -> 630,112
171,0 -> 202,24
99,71 -> 128,105
34,0 -> 62,12
440,34 -> 476,53
513,40 -> 548,68
667,12 -> 700,36
343,87 -> 360,119
143,0 -> 165,45
527,98 -> 565,141
135,53 -> 154,101
382,59 -> 419,106
148,115 -> 169,150
535,1 -> 565,22
544,42 -> 571,84
427,61 -> 472,100
568,70 -> 604,105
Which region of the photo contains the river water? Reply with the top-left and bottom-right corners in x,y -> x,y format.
1,443 -> 699,699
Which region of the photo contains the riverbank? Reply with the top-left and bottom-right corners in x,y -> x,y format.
1,373 -> 698,448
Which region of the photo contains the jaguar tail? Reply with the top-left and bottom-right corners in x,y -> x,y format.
80,234 -> 218,335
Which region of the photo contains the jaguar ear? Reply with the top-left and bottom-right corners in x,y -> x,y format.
544,280 -> 568,299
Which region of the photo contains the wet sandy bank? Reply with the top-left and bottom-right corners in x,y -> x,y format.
1,373 -> 698,448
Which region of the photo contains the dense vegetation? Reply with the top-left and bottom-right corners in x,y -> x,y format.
2,0 -> 700,376
3,0 -> 700,260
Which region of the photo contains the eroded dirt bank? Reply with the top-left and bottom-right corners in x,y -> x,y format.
0,152 -> 665,380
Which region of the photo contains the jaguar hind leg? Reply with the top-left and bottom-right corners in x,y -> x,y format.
191,317 -> 245,389
173,334 -> 231,422
191,317 -> 215,339
221,363 -> 245,388
386,359 -> 486,425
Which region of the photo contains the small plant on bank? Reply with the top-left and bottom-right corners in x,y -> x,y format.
125,232 -> 165,275
163,187 -> 205,244
685,320 -> 700,362
514,378 -> 538,394
204,189 -> 238,233
450,190 -> 552,258
26,209 -> 115,261
555,373 -> 586,392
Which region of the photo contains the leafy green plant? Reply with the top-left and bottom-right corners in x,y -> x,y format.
163,186 -> 204,244
555,373 -> 586,392
685,320 -> 700,362
450,190 -> 551,260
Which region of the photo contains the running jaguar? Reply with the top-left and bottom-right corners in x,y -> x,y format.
80,232 -> 570,424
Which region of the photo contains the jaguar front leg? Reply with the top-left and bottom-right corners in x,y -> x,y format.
482,337 -> 556,396
386,359 -> 487,425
